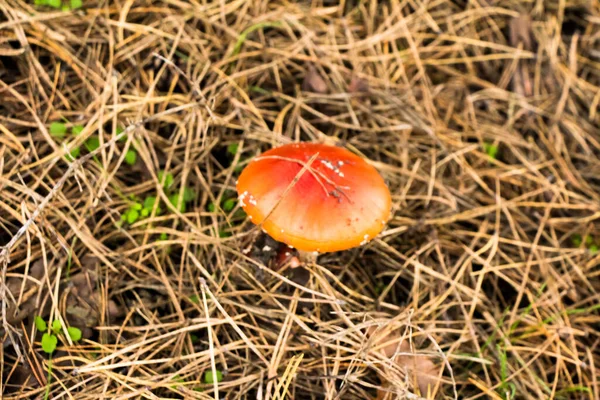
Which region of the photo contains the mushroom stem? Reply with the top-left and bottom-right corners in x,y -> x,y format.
297,250 -> 318,265
273,243 -> 301,270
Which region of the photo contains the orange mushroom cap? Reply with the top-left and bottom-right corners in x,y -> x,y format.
236,142 -> 392,253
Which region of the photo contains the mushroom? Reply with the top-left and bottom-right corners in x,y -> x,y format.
236,142 -> 392,263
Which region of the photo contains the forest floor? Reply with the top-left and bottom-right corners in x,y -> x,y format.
1,1 -> 600,399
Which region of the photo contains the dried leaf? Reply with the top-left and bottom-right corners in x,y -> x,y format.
302,65 -> 328,94
107,300 -> 123,318
368,326 -> 441,397
509,15 -> 535,97
509,15 -> 533,51
348,75 -> 369,93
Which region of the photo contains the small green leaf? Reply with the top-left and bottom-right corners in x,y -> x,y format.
127,209 -> 140,224
124,149 -> 137,165
585,235 -> 594,246
67,146 -> 80,160
190,333 -> 199,343
132,202 -> 142,211
41,333 -> 57,354
120,214 -> 127,221
483,142 -> 498,159
248,86 -> 270,95
50,122 -> 67,138
204,370 -> 223,384
227,143 -> 239,156
61,4 -> 69,11
572,234 -> 582,247
183,187 -> 196,202
222,198 -> 236,212
219,230 -> 231,238
34,0 -> 48,5
142,197 -> 162,216
170,375 -> 185,388
143,196 -> 157,210
168,194 -> 186,213
115,126 -> 127,142
47,0 -> 61,8
67,326 -> 82,341
158,170 -> 174,189
35,316 -> 47,332
175,50 -> 189,61
141,208 -> 149,217
159,232 -> 168,241
557,386 -> 592,395
234,162 -> 245,173
233,208 -> 247,219
590,244 -> 598,255
70,0 -> 82,9
207,202 -> 216,212
71,125 -> 84,135
52,319 -> 62,334
85,137 -> 100,152
231,21 -> 282,57
498,344 -> 508,379
189,294 -> 200,304
374,281 -> 386,295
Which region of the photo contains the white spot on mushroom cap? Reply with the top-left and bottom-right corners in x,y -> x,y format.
262,245 -> 272,252
359,234 -> 370,246
239,191 -> 258,207
238,191 -> 249,207
320,159 -> 345,178
321,160 -> 335,170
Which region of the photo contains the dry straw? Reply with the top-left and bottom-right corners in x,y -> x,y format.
1,0 -> 599,399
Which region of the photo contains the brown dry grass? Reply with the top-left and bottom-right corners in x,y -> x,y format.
1,0 -> 600,399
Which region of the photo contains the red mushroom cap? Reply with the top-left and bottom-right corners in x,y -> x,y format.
236,143 -> 392,253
